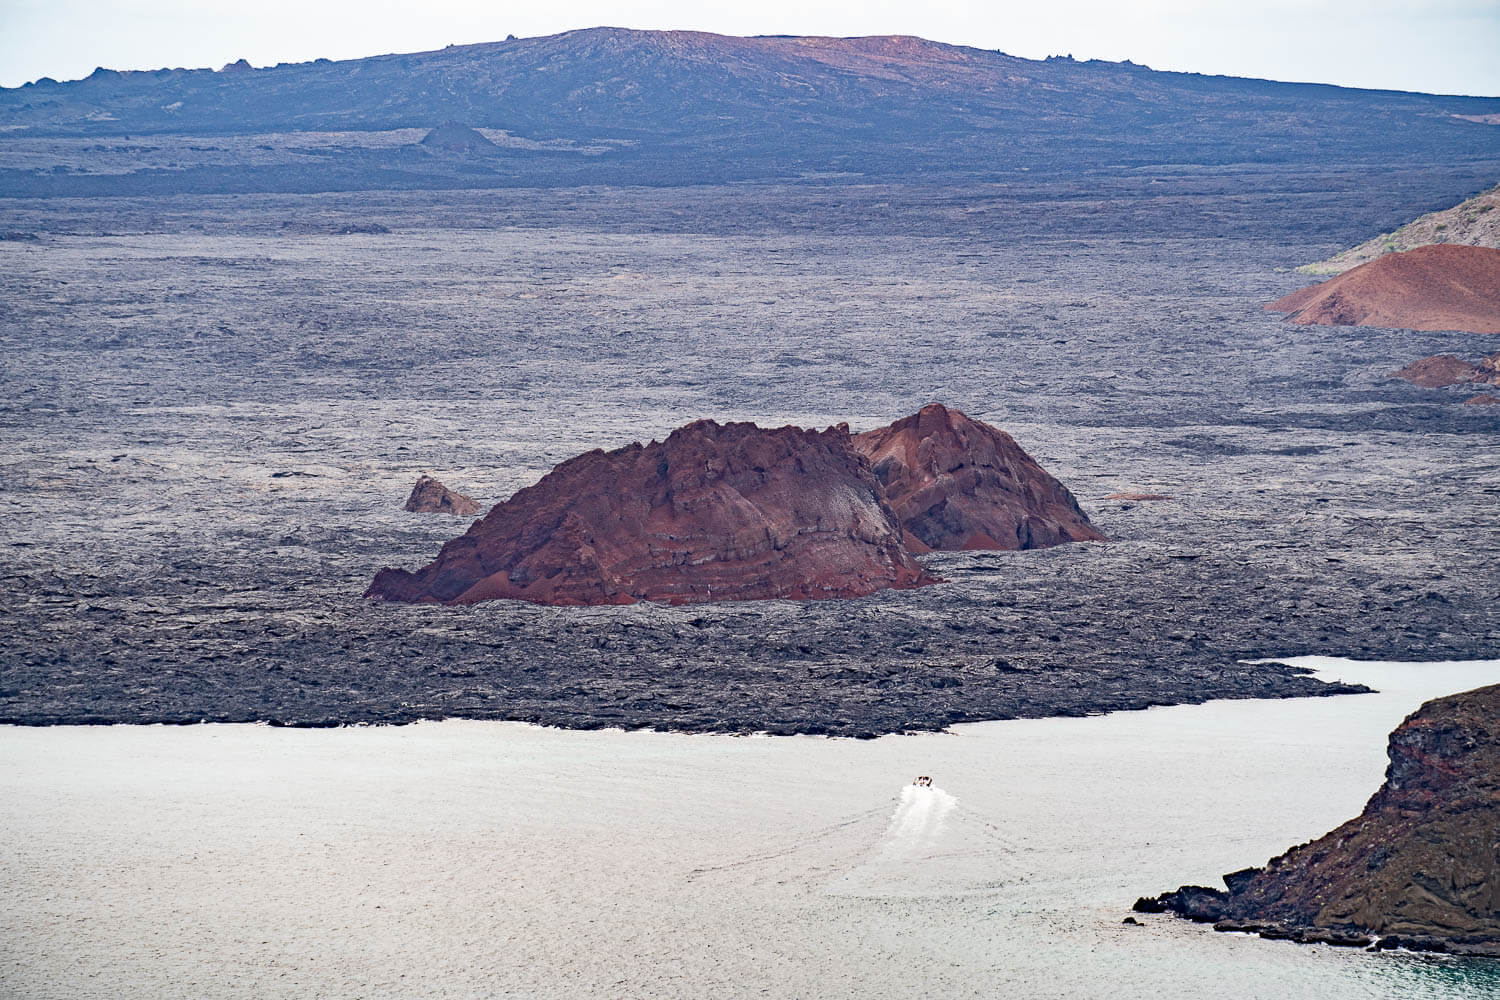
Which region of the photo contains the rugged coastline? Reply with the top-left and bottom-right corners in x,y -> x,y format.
1136,683 -> 1500,958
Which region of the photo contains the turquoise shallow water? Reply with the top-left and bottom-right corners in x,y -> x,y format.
2,656 -> 1498,999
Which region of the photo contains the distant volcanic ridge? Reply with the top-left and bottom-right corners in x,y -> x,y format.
1393,351 -> 1500,388
852,403 -> 1105,552
1266,244 -> 1500,334
404,475 -> 481,516
367,419 -> 936,606
1135,683 -> 1500,957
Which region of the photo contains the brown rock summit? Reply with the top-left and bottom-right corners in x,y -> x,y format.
1265,244 -> 1500,334
852,404 -> 1105,552
404,475 -> 481,516
1393,353 -> 1500,388
1138,684 -> 1500,957
368,420 -> 935,606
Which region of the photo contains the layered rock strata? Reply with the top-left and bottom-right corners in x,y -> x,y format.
1136,684 -> 1500,957
852,403 -> 1105,551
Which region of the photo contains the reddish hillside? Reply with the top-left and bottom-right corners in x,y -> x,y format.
366,419 -> 934,606
1266,244 -> 1500,333
852,403 -> 1104,551
1393,351 -> 1500,388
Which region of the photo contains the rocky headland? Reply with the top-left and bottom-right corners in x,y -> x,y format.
367,419 -> 937,606
404,475 -> 482,516
851,403 -> 1105,552
1136,684 -> 1500,957
1266,244 -> 1500,334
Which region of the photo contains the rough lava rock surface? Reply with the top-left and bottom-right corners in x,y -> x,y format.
1266,244 -> 1500,334
368,419 -> 936,606
403,475 -> 481,516
1136,683 -> 1500,957
852,403 -> 1106,552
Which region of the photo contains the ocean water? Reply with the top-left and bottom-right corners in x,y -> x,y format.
2,657 -> 1499,999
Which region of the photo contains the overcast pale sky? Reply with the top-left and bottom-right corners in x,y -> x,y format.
2,0 -> 1498,95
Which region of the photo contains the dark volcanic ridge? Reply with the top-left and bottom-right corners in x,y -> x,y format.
1136,684 -> 1500,958
4,28 -> 1499,196
1267,245 -> 1500,334
366,405 -> 1098,607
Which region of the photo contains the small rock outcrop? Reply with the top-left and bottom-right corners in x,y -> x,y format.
1266,244 -> 1500,334
404,475 -> 482,516
851,403 -> 1105,551
1136,684 -> 1500,957
368,420 -> 936,606
1393,352 -> 1500,388
419,122 -> 499,153
1465,393 -> 1500,406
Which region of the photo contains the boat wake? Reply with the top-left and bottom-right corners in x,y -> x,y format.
690,782 -> 1027,900
827,783 -> 1022,899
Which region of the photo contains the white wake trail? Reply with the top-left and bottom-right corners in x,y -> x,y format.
825,783 -> 1021,899
878,784 -> 959,860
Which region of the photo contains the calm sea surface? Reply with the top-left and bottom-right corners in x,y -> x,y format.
3,656 -> 1499,999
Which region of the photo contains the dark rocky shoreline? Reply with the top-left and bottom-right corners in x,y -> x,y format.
1136,683 -> 1500,959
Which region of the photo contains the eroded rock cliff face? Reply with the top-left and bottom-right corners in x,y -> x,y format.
368,419 -> 935,606
404,475 -> 481,516
1266,244 -> 1500,334
852,403 -> 1105,551
1137,684 -> 1500,957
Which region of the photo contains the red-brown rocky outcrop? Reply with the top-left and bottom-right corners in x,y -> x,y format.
1137,684 -> 1500,957
367,420 -> 936,606
1393,352 -> 1500,388
851,403 -> 1105,552
1265,244 -> 1500,333
404,475 -> 482,516
1465,393 -> 1500,406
